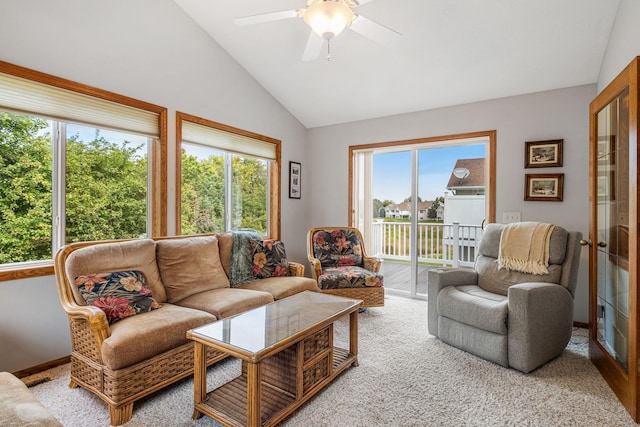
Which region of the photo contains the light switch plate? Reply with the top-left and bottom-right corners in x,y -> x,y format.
503,212 -> 521,223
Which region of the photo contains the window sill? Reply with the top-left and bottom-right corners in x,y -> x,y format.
0,261 -> 54,282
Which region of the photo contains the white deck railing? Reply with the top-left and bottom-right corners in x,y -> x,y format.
370,221 -> 483,268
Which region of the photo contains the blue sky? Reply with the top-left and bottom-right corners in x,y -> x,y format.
373,144 -> 486,203
67,123 -> 149,147
65,123 -> 485,203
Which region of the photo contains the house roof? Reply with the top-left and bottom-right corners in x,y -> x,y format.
174,0 -> 620,128
446,158 -> 485,189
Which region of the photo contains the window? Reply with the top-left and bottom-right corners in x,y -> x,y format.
177,112 -> 280,238
0,61 -> 167,280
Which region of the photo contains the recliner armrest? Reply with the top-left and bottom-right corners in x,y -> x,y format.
427,268 -> 478,336
429,268 -> 478,287
507,282 -> 574,373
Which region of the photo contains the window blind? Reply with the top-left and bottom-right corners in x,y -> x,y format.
181,120 -> 277,160
0,73 -> 159,137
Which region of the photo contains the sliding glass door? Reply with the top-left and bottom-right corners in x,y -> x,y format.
371,151 -> 414,294
351,132 -> 495,299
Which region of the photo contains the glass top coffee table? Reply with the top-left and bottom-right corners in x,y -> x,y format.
187,291 -> 362,427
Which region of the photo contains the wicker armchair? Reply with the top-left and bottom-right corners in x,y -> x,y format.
307,226 -> 384,307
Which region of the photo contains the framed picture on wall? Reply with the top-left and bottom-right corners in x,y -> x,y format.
525,139 -> 563,168
524,173 -> 564,201
289,161 -> 301,199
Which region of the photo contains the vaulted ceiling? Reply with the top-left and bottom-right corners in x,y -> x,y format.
175,0 -> 620,128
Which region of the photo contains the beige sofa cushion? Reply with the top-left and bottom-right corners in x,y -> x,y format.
216,233 -> 233,277
102,303 -> 216,370
65,239 -> 166,304
238,276 -> 318,300
175,288 -> 274,319
0,372 -> 63,427
156,235 -> 230,303
216,232 -> 233,277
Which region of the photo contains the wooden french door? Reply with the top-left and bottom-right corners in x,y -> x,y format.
588,56 -> 639,421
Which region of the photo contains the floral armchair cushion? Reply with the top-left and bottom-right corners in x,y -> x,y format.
318,266 -> 384,290
312,229 -> 363,268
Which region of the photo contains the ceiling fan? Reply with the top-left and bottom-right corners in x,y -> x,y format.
234,0 -> 401,61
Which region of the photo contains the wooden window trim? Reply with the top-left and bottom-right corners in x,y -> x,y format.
176,112 -> 281,239
0,61 -> 167,282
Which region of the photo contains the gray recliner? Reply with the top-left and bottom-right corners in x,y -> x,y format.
427,223 -> 582,373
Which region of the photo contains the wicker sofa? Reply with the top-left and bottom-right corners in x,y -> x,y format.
54,233 -> 318,426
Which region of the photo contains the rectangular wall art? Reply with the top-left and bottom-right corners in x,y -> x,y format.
289,161 -> 301,199
525,139 -> 563,168
524,173 -> 564,201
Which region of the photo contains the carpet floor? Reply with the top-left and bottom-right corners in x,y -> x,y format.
24,295 -> 637,426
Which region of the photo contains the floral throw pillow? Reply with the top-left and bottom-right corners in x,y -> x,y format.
250,239 -> 290,279
74,270 -> 160,324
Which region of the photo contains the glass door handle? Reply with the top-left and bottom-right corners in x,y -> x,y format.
597,241 -> 608,248
579,239 -> 592,247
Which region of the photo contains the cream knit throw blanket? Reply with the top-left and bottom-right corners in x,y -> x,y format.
498,222 -> 555,275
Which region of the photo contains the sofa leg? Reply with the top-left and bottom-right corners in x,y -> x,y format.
69,379 -> 80,389
109,402 -> 133,426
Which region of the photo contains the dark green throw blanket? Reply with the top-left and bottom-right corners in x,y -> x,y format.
229,229 -> 261,286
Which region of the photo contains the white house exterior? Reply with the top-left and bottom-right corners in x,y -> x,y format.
384,201 -> 443,220
444,158 -> 485,225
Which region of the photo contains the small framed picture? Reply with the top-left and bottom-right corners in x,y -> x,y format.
524,173 -> 564,201
525,139 -> 563,168
289,161 -> 301,199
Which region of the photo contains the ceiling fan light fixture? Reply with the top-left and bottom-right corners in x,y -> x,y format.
303,1 -> 355,40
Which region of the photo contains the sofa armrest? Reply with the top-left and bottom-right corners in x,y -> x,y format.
65,303 -> 109,326
55,250 -> 111,363
65,304 -> 112,363
287,261 -> 305,277
308,257 -> 323,280
427,268 -> 478,336
507,282 -> 574,373
363,256 -> 381,272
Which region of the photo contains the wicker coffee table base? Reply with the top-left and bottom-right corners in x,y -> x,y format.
190,310 -> 359,427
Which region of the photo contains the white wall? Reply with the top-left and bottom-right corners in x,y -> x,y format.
307,84 -> 594,323
0,0 -> 309,373
0,277 -> 70,372
597,0 -> 640,90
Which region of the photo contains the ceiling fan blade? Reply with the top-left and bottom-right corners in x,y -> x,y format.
349,15 -> 401,47
302,31 -> 324,62
234,9 -> 300,26
354,0 -> 379,5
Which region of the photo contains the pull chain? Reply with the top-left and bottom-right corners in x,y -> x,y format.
327,38 -> 331,61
